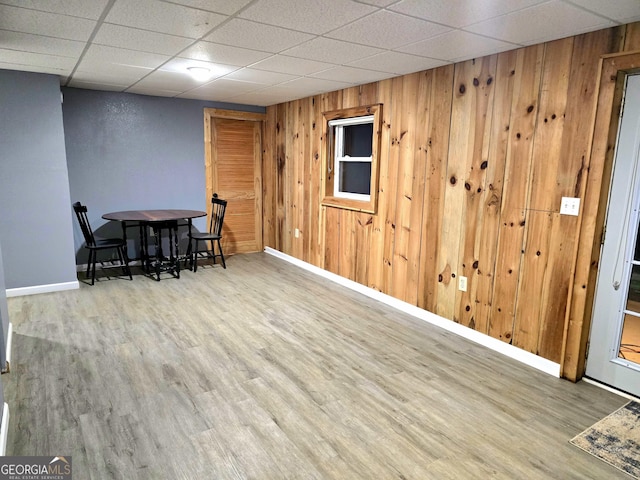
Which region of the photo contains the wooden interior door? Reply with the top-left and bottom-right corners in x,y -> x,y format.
205,109 -> 264,255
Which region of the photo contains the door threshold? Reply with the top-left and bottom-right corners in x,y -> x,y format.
582,377 -> 640,402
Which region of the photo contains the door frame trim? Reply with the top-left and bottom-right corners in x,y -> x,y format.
562,50 -> 640,381
203,108 -> 266,253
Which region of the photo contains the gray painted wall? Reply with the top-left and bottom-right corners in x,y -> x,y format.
0,69 -> 77,289
62,88 -> 264,261
0,240 -> 8,369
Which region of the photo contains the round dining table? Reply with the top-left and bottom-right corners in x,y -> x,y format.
102,209 -> 207,279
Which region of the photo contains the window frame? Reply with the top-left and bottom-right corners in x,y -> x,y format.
321,104 -> 382,213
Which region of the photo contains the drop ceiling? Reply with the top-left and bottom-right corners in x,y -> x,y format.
1,0 -> 639,107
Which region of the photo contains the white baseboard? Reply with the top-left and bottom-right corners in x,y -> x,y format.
581,377 -> 640,402
264,247 -> 561,378
6,281 -> 79,298
3,323 -> 12,373
0,403 -> 9,456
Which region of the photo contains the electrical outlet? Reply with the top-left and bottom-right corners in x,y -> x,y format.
294,228 -> 300,238
560,197 -> 580,216
459,275 -> 467,292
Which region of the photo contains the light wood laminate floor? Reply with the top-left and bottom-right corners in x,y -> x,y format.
4,253 -> 629,479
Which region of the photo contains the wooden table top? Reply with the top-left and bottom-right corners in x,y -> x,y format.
102,209 -> 207,222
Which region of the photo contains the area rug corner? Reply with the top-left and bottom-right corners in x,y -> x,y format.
570,401 -> 640,478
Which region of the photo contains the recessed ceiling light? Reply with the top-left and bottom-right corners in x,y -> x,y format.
187,66 -> 213,82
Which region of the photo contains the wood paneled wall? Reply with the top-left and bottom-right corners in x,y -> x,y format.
262,24 -> 638,379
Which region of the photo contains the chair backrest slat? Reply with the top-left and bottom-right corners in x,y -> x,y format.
73,202 -> 96,247
209,194 -> 227,236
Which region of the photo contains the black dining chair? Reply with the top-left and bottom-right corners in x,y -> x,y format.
189,194 -> 227,272
73,202 -> 132,285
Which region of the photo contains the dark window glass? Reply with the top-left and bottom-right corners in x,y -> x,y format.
634,221 -> 640,261
340,162 -> 371,195
343,123 -> 373,157
627,264 -> 640,309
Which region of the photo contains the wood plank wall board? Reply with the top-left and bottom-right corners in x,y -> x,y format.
513,38 -> 574,355
417,65 -> 454,313
262,22 -> 640,379
382,76 -> 405,294
539,30 -> 620,362
275,103 -> 286,252
488,45 -> 544,344
454,56 -> 498,331
308,95 -> 323,267
367,79 -> 393,293
392,72 -> 421,303
263,107 -> 277,248
473,50 -> 518,335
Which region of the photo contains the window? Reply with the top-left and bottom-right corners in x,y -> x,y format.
322,104 -> 382,213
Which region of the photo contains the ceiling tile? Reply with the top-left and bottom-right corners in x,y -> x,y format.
204,19 -> 314,53
71,66 -> 152,85
567,0 -> 640,23
238,0 -> 377,35
0,4 -> 96,41
277,76 -> 353,94
354,0 -> 398,6
311,65 -> 392,84
399,30 -> 519,62
251,55 -> 335,75
283,37 -> 383,64
129,69 -> 205,91
389,0 -> 547,28
224,67 -> 296,84
180,41 -> 271,66
226,90 -> 297,106
162,0 -> 253,15
105,0 -> 227,39
327,10 -> 451,48
93,23 -> 193,55
80,45 -> 170,69
0,61 -> 70,77
0,47 -> 76,71
0,0 -> 110,20
466,1 -> 615,45
66,79 -> 126,91
0,30 -> 85,57
181,78 -> 262,98
125,85 -> 183,97
348,51 -> 447,74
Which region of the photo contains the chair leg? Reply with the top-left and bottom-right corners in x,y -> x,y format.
118,246 -> 133,280
90,250 -> 97,285
193,239 -> 199,272
85,250 -> 93,281
217,239 -> 226,269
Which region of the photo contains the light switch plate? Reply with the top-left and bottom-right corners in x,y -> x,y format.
459,275 -> 467,292
560,197 -> 580,216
